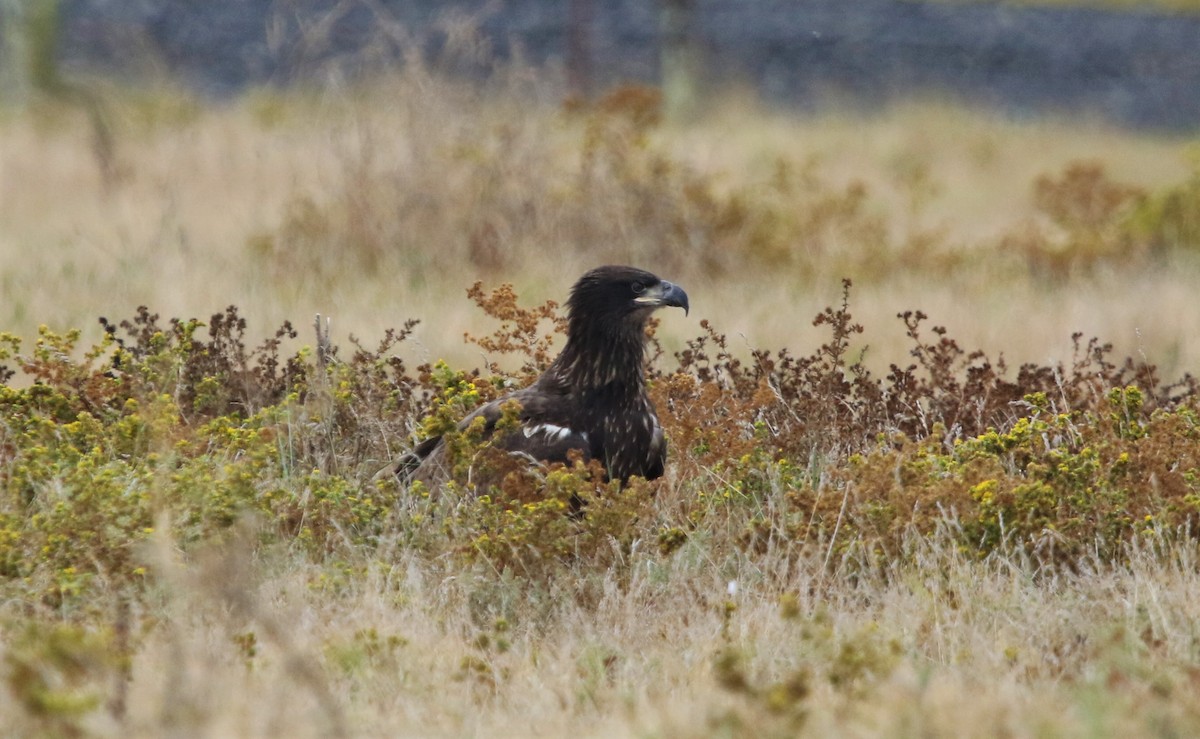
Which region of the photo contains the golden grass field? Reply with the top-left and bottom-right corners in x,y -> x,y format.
15,528 -> 1196,738
3,75 -> 1200,376
5,63 -> 1200,737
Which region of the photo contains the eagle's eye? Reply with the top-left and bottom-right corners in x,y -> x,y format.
631,281 -> 646,295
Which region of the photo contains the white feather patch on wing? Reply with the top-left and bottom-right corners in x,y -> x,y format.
523,423 -> 585,443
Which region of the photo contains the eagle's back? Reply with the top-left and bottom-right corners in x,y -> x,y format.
401,374 -> 664,485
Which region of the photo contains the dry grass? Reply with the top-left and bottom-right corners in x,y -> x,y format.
20,531 -> 1200,738
2,78 -> 1198,375
5,66 -> 1200,737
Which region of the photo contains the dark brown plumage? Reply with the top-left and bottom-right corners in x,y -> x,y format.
398,265 -> 689,485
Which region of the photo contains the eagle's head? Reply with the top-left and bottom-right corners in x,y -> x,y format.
557,265 -> 689,389
567,265 -> 689,329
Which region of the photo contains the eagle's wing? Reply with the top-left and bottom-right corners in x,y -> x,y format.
492,383 -> 592,464
397,377 -> 591,485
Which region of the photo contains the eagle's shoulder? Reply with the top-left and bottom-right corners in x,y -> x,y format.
468,371 -> 576,430
487,377 -> 593,463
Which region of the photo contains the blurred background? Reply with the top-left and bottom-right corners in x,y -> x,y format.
3,0 -> 1200,374
36,0 -> 1200,128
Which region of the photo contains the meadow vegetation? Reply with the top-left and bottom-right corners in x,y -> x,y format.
4,52 -> 1200,735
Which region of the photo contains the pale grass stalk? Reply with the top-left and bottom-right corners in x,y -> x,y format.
33,519 -> 1183,737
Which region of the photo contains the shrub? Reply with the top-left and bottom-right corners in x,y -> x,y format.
1,279 -> 1197,612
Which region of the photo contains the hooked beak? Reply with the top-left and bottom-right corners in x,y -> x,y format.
635,279 -> 690,316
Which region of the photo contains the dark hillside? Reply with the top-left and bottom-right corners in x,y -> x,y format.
53,0 -> 1200,129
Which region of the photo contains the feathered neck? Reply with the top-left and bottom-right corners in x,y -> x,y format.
552,316 -> 648,393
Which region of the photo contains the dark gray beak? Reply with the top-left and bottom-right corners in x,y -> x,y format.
636,279 -> 690,316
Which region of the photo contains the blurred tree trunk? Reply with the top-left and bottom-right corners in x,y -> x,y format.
13,0 -> 118,190
0,0 -> 31,104
26,0 -> 63,93
660,0 -> 699,121
567,0 -> 593,101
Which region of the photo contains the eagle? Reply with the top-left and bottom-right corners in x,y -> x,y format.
398,265 -> 689,486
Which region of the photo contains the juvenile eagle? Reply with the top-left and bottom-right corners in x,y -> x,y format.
399,265 -> 689,485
